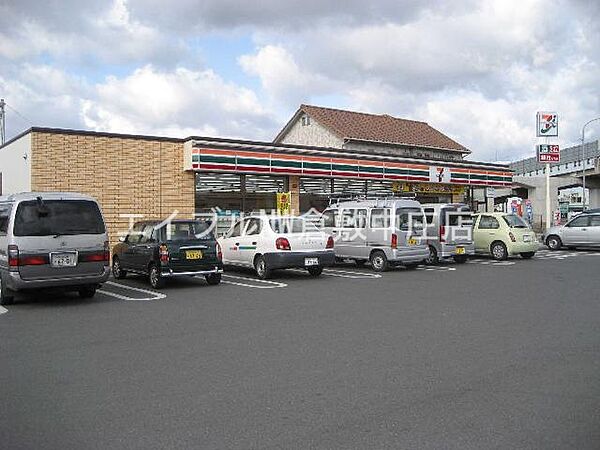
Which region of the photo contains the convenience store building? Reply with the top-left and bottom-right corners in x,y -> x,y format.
0,105 -> 512,243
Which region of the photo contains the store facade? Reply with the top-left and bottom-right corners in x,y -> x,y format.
0,113 -> 511,245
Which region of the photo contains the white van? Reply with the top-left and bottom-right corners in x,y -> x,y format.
0,192 -> 110,304
320,198 -> 429,271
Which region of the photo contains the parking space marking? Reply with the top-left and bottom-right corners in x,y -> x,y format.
287,268 -> 382,279
220,274 -> 287,289
97,281 -> 167,301
0,305 -> 7,315
416,265 -> 457,271
466,259 -> 516,266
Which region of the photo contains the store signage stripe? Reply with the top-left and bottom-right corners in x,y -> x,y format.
271,159 -> 303,168
451,173 -> 470,179
198,163 -> 237,171
332,164 -> 358,172
360,166 -> 384,174
199,155 -> 236,165
236,157 -> 270,166
304,161 -> 332,171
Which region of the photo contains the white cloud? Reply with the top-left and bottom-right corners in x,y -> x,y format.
82,65 -> 277,139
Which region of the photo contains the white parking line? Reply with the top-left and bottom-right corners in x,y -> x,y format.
416,266 -> 457,271
220,274 -> 287,289
97,281 -> 167,301
286,268 -> 382,279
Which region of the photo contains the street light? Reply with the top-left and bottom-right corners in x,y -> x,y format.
581,117 -> 600,211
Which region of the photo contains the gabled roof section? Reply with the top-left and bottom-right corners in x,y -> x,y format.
275,104 -> 470,154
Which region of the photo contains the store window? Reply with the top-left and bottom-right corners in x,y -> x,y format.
300,177 -> 332,212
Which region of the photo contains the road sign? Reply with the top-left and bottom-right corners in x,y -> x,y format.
536,112 -> 558,137
537,144 -> 560,163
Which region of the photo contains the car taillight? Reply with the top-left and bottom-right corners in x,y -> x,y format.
103,240 -> 110,265
159,244 -> 169,263
326,236 -> 334,249
439,225 -> 446,243
18,255 -> 48,266
276,237 -> 291,250
216,242 -> 223,261
8,245 -> 19,270
509,232 -> 516,242
391,233 -> 398,249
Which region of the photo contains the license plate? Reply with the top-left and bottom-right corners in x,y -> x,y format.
186,250 -> 202,260
304,257 -> 319,266
523,235 -> 532,242
51,252 -> 77,268
408,238 -> 417,246
456,247 -> 465,255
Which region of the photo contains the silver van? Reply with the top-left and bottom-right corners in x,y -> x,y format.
0,192 -> 110,304
320,198 -> 429,271
421,203 -> 474,264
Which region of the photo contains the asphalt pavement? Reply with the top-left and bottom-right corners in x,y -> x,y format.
1,249 -> 599,449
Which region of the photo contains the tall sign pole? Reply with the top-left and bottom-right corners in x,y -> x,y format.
0,99 -> 6,145
536,112 -> 559,229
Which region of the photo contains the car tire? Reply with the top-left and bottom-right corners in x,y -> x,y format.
205,273 -> 222,285
112,256 -> 127,279
0,274 -> 15,306
453,255 -> 468,264
520,252 -> 535,259
491,241 -> 508,261
546,235 -> 562,250
425,245 -> 439,265
370,250 -> 389,272
254,256 -> 272,280
307,266 -> 323,277
78,285 -> 97,299
149,264 -> 165,289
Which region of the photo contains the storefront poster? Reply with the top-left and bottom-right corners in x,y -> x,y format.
276,192 -> 291,215
429,167 -> 452,183
398,182 -> 465,195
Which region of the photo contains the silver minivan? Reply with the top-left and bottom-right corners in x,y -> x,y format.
422,203 -> 474,264
0,192 -> 110,305
320,198 -> 429,271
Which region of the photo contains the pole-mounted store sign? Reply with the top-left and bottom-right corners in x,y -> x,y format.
536,112 -> 558,137
537,144 -> 560,163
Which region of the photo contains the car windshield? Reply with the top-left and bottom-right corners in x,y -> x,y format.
161,221 -> 213,241
396,208 -> 425,231
270,218 -> 319,233
13,200 -> 105,236
502,214 -> 529,228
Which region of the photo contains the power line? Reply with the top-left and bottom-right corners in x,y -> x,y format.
5,103 -> 33,125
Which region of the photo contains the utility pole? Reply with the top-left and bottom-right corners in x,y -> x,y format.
581,117 -> 600,212
0,98 -> 6,145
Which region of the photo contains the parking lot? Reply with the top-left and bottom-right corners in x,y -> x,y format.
1,250 -> 600,449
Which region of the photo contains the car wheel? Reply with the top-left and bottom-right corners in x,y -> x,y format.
254,256 -> 272,280
205,273 -> 222,285
546,235 -> 562,250
0,274 -> 15,306
491,242 -> 508,261
307,266 -> 323,277
370,250 -> 389,272
453,255 -> 468,264
520,252 -> 535,259
112,256 -> 127,279
149,264 -> 165,289
78,285 -> 97,299
425,245 -> 439,265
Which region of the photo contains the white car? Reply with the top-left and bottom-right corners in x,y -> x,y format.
218,215 -> 335,279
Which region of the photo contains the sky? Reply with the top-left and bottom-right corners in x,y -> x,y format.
1,0 -> 599,163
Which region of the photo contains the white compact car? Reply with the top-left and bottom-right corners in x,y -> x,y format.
218,215 -> 335,279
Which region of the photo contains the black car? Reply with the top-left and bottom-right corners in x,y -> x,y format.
111,219 -> 223,289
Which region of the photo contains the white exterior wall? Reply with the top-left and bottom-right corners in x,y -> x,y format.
278,117 -> 344,148
0,133 -> 32,195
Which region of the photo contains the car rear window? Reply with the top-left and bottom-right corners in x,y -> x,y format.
0,203 -> 11,234
441,207 -> 473,226
13,200 -> 105,236
502,214 -> 529,228
395,208 -> 424,232
160,221 -> 214,241
270,218 -> 318,233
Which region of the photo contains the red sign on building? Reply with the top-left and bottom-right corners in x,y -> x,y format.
537,144 -> 560,163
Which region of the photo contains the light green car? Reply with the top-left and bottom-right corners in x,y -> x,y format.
472,213 -> 539,260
